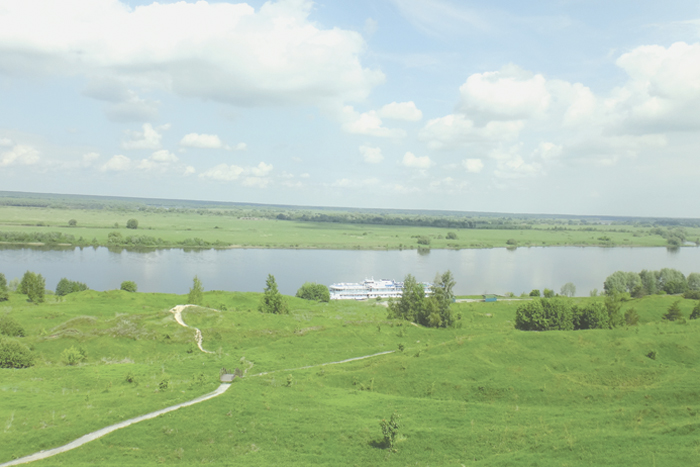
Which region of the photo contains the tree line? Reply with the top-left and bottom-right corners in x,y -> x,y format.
603,268 -> 700,297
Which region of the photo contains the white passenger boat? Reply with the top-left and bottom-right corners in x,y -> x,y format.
329,278 -> 431,300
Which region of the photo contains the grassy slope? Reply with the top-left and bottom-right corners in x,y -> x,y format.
0,292 -> 698,465
0,205 -> 690,250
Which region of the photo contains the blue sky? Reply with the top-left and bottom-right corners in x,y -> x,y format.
1,0 -> 699,216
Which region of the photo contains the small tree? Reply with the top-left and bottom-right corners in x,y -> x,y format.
0,338 -> 34,368
446,232 -> 457,240
560,282 -> 576,297
624,308 -> 640,326
126,219 -> 139,229
19,271 -> 45,304
543,288 -> 555,298
388,274 -> 425,323
662,300 -> 683,321
0,315 -> 25,337
529,289 -> 541,297
689,301 -> 700,320
55,278 -> 88,296
259,274 -> 288,314
68,219 -> 77,227
379,411 -> 401,451
188,276 -> 204,305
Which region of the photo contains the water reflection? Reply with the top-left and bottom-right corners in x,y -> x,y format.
0,245 -> 699,297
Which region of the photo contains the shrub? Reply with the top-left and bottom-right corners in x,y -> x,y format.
682,290 -> 700,300
624,308 -> 640,326
55,278 -> 88,296
572,302 -> 608,330
0,338 -> 34,368
543,288 -> 555,298
663,300 -> 683,321
68,219 -> 77,226
446,232 -> 457,240
529,289 -> 540,297
416,236 -> 430,245
120,281 -> 138,293
379,411 -> 401,450
515,298 -> 573,331
506,238 -> 517,246
62,345 -> 88,366
295,282 -> 330,302
0,315 -> 25,337
126,219 -> 138,229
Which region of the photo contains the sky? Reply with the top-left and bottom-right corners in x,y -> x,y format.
1,0 -> 699,217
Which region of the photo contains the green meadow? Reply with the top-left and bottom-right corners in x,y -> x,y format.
0,204 -> 694,250
1,290 -> 699,465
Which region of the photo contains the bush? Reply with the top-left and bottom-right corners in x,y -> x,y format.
529,289 -> 540,297
543,288 -> 555,298
572,302 -> 608,330
120,281 -> 138,293
188,276 -> 204,305
126,219 -> 138,229
55,278 -> 88,296
446,232 -> 457,240
416,236 -> 431,245
295,282 -> 330,302
506,238 -> 517,246
68,219 -> 77,226
379,412 -> 401,451
682,290 -> 700,300
0,338 -> 34,368
515,298 -> 573,331
624,308 -> 640,326
62,345 -> 88,365
0,315 -> 25,337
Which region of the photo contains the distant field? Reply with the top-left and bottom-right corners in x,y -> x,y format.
1,205 -> 694,250
1,291 -> 698,465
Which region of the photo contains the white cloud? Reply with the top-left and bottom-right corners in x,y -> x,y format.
232,142 -> 247,151
378,101 -> 423,121
459,64 -> 550,121
0,0 -> 383,109
462,158 -> 484,173
490,145 -> 542,179
199,161 -> 273,186
101,154 -> 131,171
0,138 -> 13,147
331,178 -> 380,188
150,149 -> 178,163
183,166 -> 195,176
0,144 -> 40,167
401,151 -> 432,169
180,133 -> 224,149
340,106 -> 406,138
420,114 -> 523,150
122,123 -> 168,150
359,145 -> 383,164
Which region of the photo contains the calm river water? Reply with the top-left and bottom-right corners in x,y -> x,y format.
1,245 -> 698,297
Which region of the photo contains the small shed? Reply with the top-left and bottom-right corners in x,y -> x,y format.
483,294 -> 497,303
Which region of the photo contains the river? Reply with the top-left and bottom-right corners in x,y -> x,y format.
1,245 -> 698,296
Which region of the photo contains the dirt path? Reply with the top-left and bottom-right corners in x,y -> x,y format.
0,384 -> 231,467
170,304 -> 214,354
251,350 -> 395,376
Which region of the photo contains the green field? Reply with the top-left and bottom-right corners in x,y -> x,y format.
1,290 -> 699,465
1,204 -> 697,250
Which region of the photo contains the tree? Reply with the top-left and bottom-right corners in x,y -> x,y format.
624,308 -> 640,326
120,281 -> 138,293
529,289 -> 541,297
687,273 -> 700,292
656,268 -> 687,294
515,298 -> 573,331
690,301 -> 700,320
639,269 -> 657,295
426,270 -> 456,328
0,315 -> 25,337
662,300 -> 683,321
573,302 -> 607,330
55,278 -> 88,296
188,276 -> 204,305
126,219 -> 139,229
560,282 -> 576,297
19,271 -> 45,303
446,232 -> 457,240
68,219 -> 77,227
0,273 -> 9,302
259,274 -> 288,314
543,288 -> 555,298
604,293 -> 624,328
295,282 -> 330,302
388,274 -> 425,323
603,271 -> 640,296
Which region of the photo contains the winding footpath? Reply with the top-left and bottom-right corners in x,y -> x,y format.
0,305 -> 394,466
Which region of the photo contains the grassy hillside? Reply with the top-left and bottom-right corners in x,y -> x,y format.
1,291 -> 698,465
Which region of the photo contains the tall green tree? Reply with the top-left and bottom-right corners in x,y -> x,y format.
560,282 -> 576,297
188,275 -> 204,305
662,300 -> 683,321
426,270 -> 456,327
0,273 -> 9,302
388,274 -> 425,323
259,274 -> 288,314
19,271 -> 45,303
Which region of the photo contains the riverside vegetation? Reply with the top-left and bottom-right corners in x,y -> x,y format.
1,191 -> 699,250
0,276 -> 699,465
